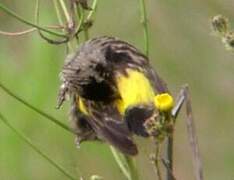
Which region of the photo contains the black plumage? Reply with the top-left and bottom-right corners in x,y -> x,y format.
58,36 -> 168,155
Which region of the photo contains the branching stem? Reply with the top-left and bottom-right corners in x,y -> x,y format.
0,3 -> 66,38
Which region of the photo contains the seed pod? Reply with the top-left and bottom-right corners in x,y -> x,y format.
211,15 -> 229,35
222,31 -> 234,50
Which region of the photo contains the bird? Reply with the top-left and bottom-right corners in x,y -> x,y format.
57,36 -> 170,155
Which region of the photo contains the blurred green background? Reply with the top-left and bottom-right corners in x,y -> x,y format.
1,0 -> 234,179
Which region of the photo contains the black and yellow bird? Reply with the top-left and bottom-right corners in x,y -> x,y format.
57,36 -> 171,155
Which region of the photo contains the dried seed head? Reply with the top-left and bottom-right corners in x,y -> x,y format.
222,31 -> 234,50
143,108 -> 174,143
143,113 -> 161,137
211,15 -> 229,35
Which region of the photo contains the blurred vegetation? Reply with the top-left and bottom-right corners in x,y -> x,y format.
1,0 -> 234,180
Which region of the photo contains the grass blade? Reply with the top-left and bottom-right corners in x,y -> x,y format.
0,112 -> 78,180
0,82 -> 74,134
110,146 -> 138,180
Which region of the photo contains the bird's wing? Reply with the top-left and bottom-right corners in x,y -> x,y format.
144,65 -> 169,94
87,103 -> 138,155
103,40 -> 169,93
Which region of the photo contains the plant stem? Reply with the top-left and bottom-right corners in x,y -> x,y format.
0,82 -> 74,134
0,112 -> 77,180
110,146 -> 131,180
0,3 -> 66,38
0,28 -> 35,36
184,87 -> 203,180
125,155 -> 139,180
110,146 -> 138,180
53,0 -> 64,26
153,144 -> 162,180
138,0 -> 149,56
87,0 -> 99,21
59,0 -> 72,24
57,0 -> 76,51
77,7 -> 89,41
83,28 -> 89,40
165,136 -> 174,180
82,0 -> 99,41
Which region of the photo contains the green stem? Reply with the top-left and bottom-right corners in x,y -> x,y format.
87,0 -> 99,20
59,0 -> 71,23
57,0 -> 75,51
165,136 -> 174,180
35,0 -> 39,22
138,0 -> 149,56
83,28 -> 89,41
0,112 -> 77,180
165,114 -> 174,180
125,155 -> 139,180
0,3 -> 66,38
154,144 -> 162,180
110,146 -> 131,180
81,0 -> 99,41
0,82 -> 74,134
53,0 -> 64,26
75,8 -> 84,34
78,7 -> 89,41
110,146 -> 138,180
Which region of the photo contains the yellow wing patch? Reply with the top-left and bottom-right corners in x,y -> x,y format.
77,69 -> 158,116
115,69 -> 155,114
77,97 -> 89,115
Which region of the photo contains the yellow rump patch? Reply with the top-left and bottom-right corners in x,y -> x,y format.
115,69 -> 155,114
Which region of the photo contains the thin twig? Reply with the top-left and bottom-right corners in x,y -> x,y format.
74,7 -> 84,39
165,90 -> 186,180
138,0 -> 149,56
59,0 -> 73,26
154,144 -> 162,180
57,0 -> 76,50
161,158 -> 177,180
165,134 -> 174,180
38,31 -> 70,44
53,0 -> 64,26
35,0 -> 69,44
77,6 -> 89,40
0,3 -> 67,38
0,112 -> 77,180
35,0 -> 40,24
0,25 -> 64,36
86,0 -> 98,21
0,82 -> 74,134
79,0 -> 99,41
0,28 -> 35,36
163,89 -> 185,180
184,86 -> 203,180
